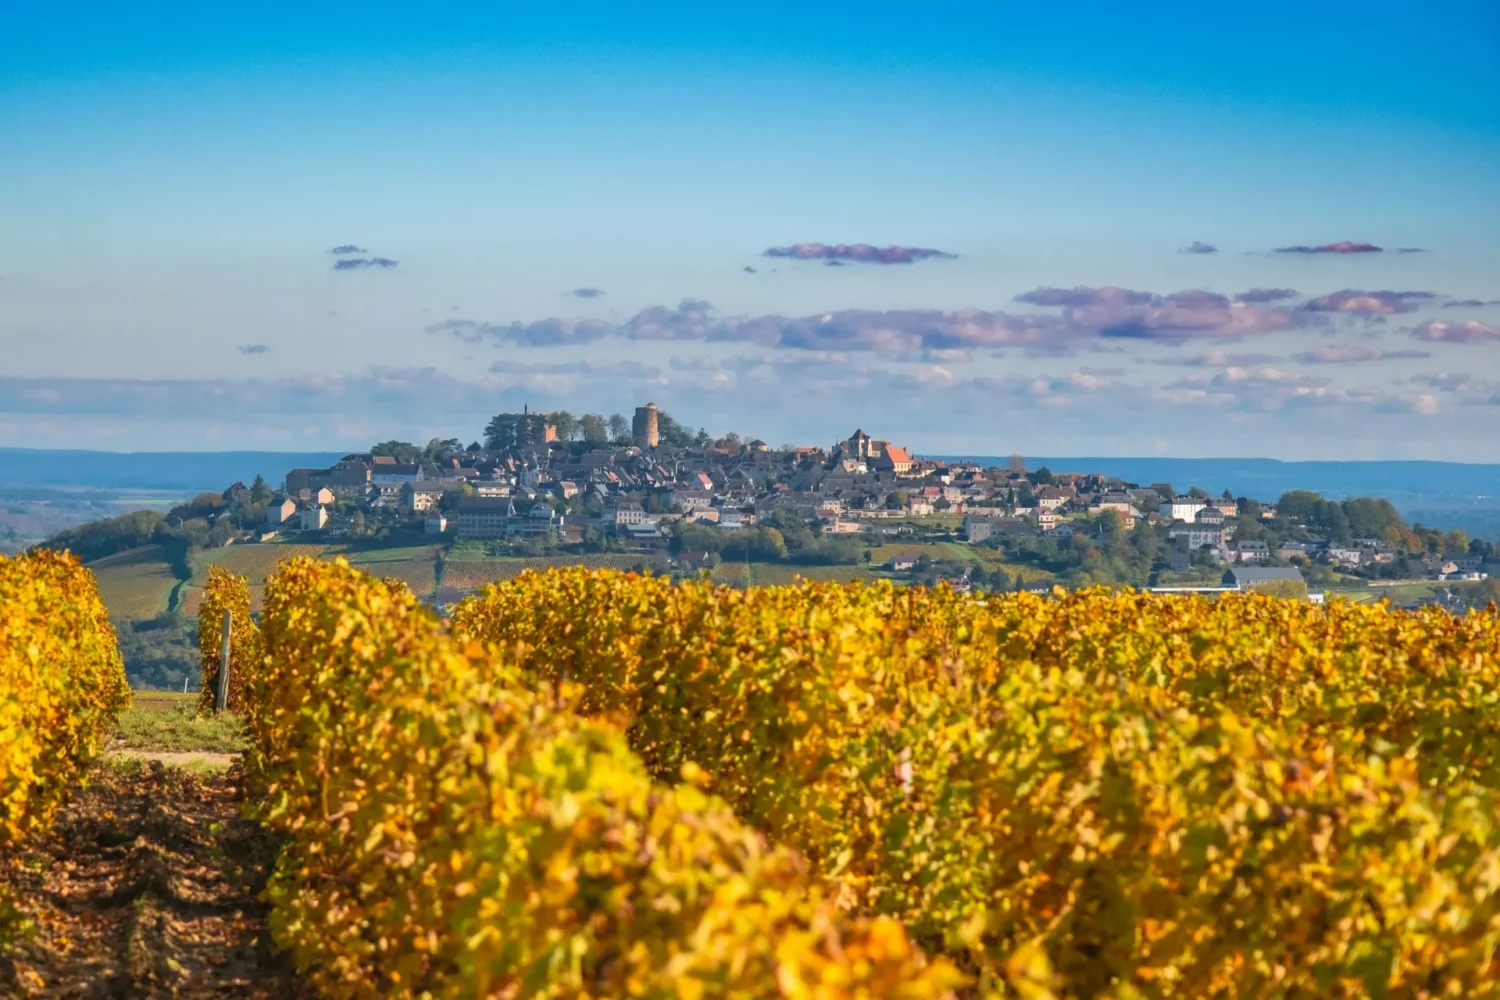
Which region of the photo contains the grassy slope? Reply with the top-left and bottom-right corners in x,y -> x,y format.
88,544 -> 179,618
110,693 -> 248,754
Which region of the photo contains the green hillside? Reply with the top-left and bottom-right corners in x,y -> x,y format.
88,544 -> 180,618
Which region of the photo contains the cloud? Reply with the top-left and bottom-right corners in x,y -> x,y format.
487,359 -> 662,389
1443,298 -> 1500,309
333,257 -> 399,270
429,316 -> 615,348
1152,350 -> 1283,368
1410,319 -> 1500,343
1179,241 -> 1218,255
328,245 -> 368,255
1235,288 -> 1299,304
742,265 -> 758,274
1410,372 -> 1488,392
669,355 -> 719,372
922,347 -> 972,364
1162,290 -> 1231,310
1273,242 -> 1383,255
435,287 -> 1309,358
1292,345 -> 1432,365
1375,393 -> 1442,415
762,243 -> 958,265
624,299 -> 718,341
238,344 -> 271,356
1159,365 -> 1424,414
1303,289 -> 1436,316
1395,248 -> 1427,254
569,287 -> 605,299
1016,286 -> 1156,308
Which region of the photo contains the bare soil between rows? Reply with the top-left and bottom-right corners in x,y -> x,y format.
2,761 -> 305,998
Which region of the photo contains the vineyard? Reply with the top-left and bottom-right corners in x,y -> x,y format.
438,552 -> 668,591
10,553 -> 1500,997
1,552 -> 132,944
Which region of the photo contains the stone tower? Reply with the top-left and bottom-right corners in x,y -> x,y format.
632,402 -> 660,449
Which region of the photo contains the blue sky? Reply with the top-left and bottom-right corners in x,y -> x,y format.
2,1 -> 1498,458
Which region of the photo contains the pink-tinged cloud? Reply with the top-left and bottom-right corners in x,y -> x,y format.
1016,286 -> 1156,308
762,243 -> 957,265
1410,319 -> 1500,343
1293,345 -> 1432,364
1274,241 -> 1383,255
1304,289 -> 1436,316
1235,288 -> 1299,304
429,284 -> 1328,356
1162,290 -> 1231,309
1153,350 -> 1283,367
625,299 -> 717,340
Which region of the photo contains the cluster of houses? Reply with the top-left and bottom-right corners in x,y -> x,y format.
269,427 -> 927,548
263,413 -> 1491,587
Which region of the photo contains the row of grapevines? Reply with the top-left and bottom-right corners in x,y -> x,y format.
452,568 -> 1500,997
231,556 -> 958,999
1,551 -> 131,940
195,564 -> 261,715
1,551 -> 131,846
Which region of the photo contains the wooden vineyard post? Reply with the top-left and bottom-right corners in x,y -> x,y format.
215,608 -> 232,713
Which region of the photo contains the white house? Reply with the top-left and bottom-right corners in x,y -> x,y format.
1160,498 -> 1208,521
299,506 -> 329,531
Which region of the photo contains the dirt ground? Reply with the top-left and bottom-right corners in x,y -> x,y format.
1,761 -> 305,999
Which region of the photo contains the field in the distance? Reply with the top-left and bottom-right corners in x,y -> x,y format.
87,535 -> 1063,621
88,544 -> 180,618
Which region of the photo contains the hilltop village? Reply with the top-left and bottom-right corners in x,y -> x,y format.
261,404 -> 1497,606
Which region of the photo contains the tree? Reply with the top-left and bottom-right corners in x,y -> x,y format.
1028,466 -> 1055,486
250,474 -> 271,504
372,440 -> 422,464
762,511 -> 814,553
607,413 -> 630,444
1445,528 -> 1471,556
693,428 -> 712,448
421,437 -> 463,473
467,441 -> 482,453
439,484 -> 474,512
38,509 -> 167,563
1007,454 -> 1027,475
1342,497 -> 1402,539
1187,486 -> 1209,499
1221,488 -> 1234,501
548,410 -> 577,443
1096,509 -> 1126,540
579,414 -> 608,447
656,410 -> 695,448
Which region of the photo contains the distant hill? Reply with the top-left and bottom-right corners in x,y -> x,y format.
0,448 -> 347,491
